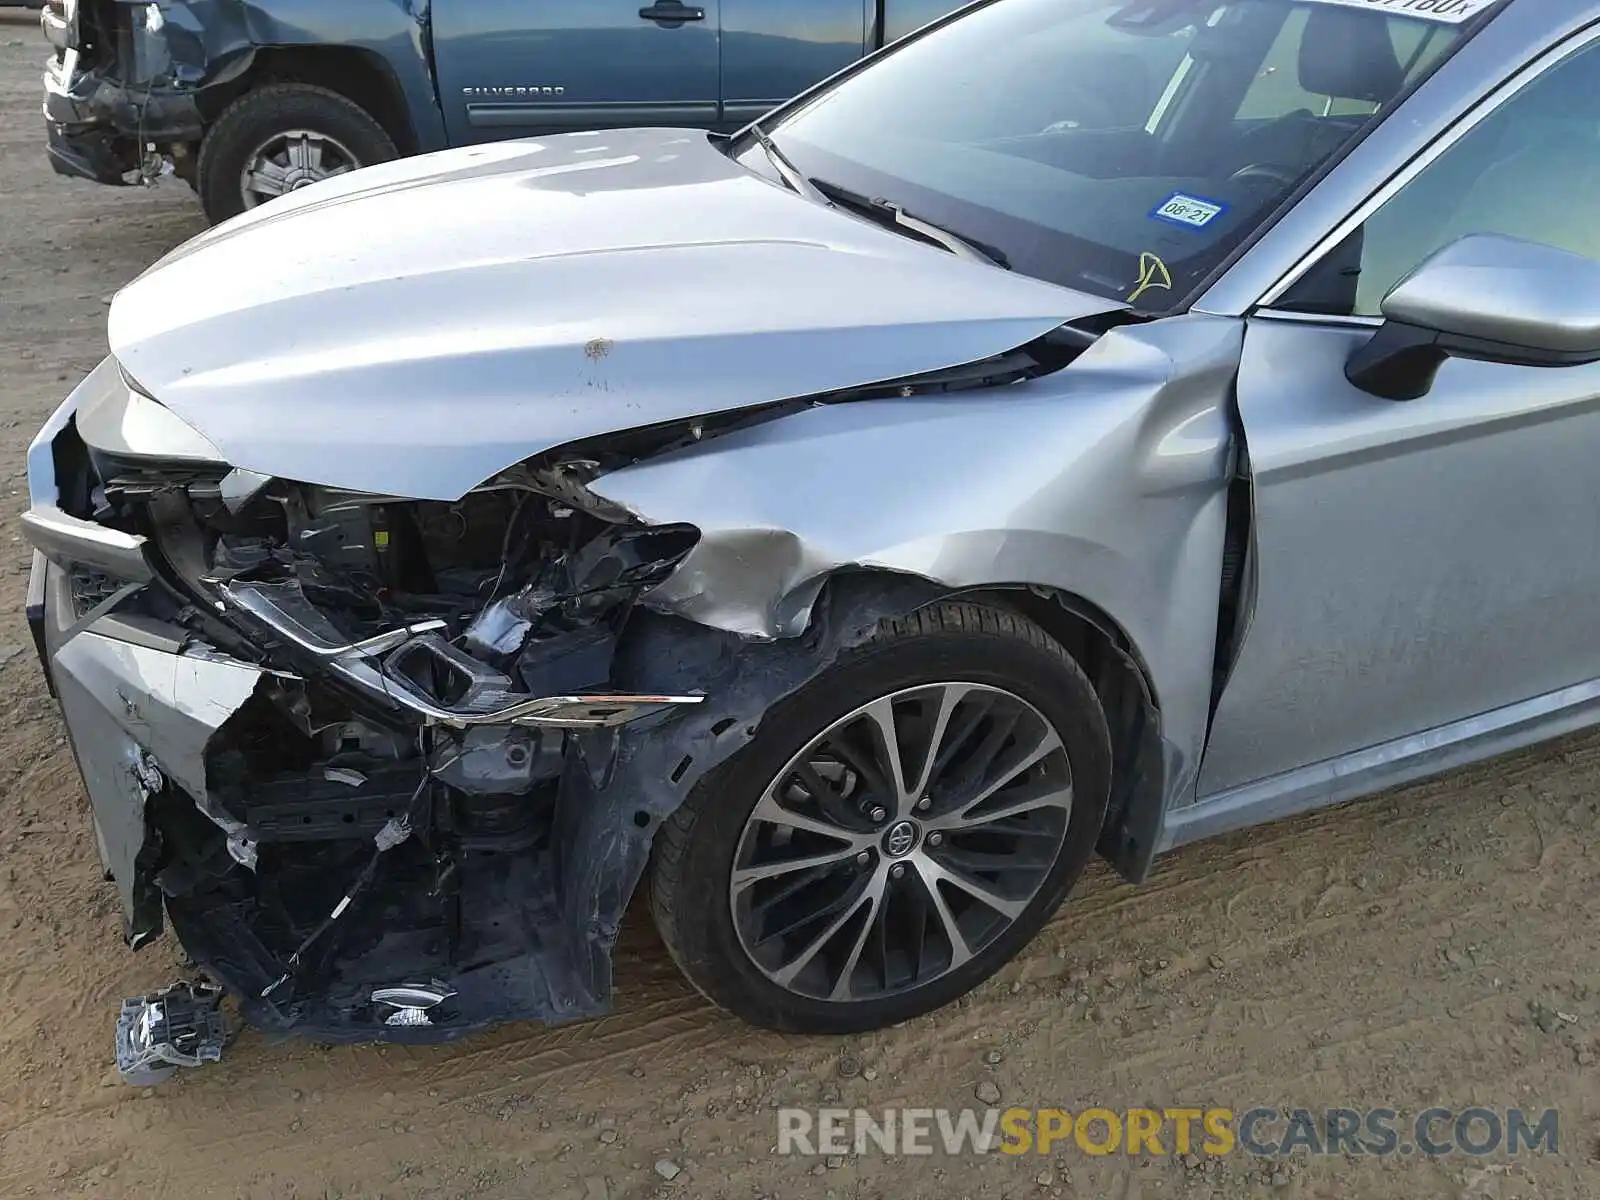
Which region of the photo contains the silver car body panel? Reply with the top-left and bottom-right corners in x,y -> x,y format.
1196,316 -> 1600,797
105,128 -> 1122,501
594,314 -> 1242,801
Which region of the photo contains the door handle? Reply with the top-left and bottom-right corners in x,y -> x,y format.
639,2 -> 705,26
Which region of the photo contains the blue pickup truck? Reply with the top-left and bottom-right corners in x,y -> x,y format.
41,0 -> 969,223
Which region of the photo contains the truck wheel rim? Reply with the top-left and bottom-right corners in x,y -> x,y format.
728,682 -> 1073,1003
240,129 -> 360,209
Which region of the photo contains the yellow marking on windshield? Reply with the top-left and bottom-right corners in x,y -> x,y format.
1128,252 -> 1173,305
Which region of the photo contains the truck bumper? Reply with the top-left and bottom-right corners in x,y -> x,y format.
43,46 -> 205,185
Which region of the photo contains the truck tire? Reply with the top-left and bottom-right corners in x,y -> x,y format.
649,601 -> 1113,1034
196,83 -> 398,225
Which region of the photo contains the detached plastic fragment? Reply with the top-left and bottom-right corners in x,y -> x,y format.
115,981 -> 228,1086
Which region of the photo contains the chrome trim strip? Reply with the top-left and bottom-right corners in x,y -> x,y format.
21,504 -> 153,583
1252,308 -> 1383,330
215,582 -> 446,659
465,101 -> 718,129
1161,675 -> 1600,851
218,581 -> 703,729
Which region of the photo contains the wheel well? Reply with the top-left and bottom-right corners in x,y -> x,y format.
233,47 -> 416,153
956,585 -> 1166,883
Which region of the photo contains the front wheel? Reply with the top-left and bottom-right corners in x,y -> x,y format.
196,83 -> 399,224
649,601 -> 1112,1034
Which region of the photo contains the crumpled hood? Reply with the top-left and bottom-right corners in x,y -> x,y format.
109,128 -> 1121,500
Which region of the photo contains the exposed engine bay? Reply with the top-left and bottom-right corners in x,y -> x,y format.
85,456 -> 724,1039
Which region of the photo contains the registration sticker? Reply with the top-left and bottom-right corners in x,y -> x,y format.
1150,192 -> 1227,230
1291,0 -> 1494,24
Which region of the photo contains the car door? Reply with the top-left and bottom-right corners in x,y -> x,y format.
719,0 -> 868,129
1197,32 -> 1600,800
432,0 -> 721,144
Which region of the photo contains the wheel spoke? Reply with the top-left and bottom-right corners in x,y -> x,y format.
246,161 -> 290,197
827,885 -> 885,1000
748,792 -> 863,844
940,730 -> 1066,825
287,135 -> 319,173
942,782 -> 1074,832
902,871 -> 930,981
859,696 -> 911,812
731,844 -> 865,893
961,709 -> 1026,786
907,685 -> 969,805
772,870 -> 882,988
930,695 -> 993,782
746,861 -> 847,920
910,855 -> 974,971
917,853 -> 1027,920
756,881 -> 863,947
925,842 -> 1044,876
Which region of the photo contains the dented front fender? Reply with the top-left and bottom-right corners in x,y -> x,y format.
592,314 -> 1246,806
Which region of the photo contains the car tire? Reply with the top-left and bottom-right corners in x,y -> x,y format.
196,83 -> 398,225
649,600 -> 1112,1034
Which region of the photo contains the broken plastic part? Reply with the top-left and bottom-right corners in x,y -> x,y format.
218,579 -> 703,728
219,467 -> 272,514
214,580 -> 446,659
373,814 -> 411,852
429,726 -> 559,796
371,982 -> 457,1027
225,832 -> 258,871
115,981 -> 227,1086
460,593 -> 533,657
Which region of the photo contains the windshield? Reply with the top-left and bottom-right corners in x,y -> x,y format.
743,0 -> 1486,311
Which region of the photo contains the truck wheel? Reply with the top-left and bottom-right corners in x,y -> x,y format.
196,83 -> 398,224
649,601 -> 1113,1034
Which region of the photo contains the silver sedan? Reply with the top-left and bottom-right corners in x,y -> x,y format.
23,0 -> 1596,1071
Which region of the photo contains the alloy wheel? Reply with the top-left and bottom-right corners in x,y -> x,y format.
239,129 -> 360,209
728,682 -> 1074,1003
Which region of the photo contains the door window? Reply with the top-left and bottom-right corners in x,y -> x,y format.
1281,40 -> 1600,317
1237,6 -> 1454,121
882,0 -> 965,44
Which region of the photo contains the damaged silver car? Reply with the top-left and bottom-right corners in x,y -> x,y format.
25,0 -> 1600,1074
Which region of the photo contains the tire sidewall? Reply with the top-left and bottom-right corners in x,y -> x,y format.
659,619 -> 1112,1033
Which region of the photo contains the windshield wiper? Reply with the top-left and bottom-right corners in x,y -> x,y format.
749,124 -> 831,208
810,178 -> 1009,270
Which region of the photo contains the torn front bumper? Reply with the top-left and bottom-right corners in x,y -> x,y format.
36,552 -> 266,944
45,59 -> 204,184
42,4 -> 211,185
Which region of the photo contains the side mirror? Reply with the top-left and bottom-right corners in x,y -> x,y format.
1346,233 -> 1600,400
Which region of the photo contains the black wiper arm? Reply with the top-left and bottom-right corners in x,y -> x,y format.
810,178 -> 1009,269
749,124 -> 831,208
887,205 -> 1009,269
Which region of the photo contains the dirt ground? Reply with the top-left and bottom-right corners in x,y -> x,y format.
0,18 -> 1597,1200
